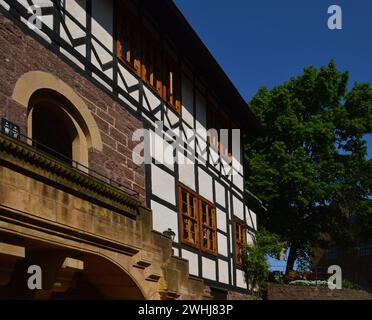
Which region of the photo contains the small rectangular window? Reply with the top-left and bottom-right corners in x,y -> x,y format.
234,221 -> 247,268
207,102 -> 233,160
199,199 -> 217,255
117,3 -> 141,76
142,30 -> 163,97
179,187 -> 199,248
164,53 -> 181,113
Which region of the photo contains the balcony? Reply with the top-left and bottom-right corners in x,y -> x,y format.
0,122 -> 141,218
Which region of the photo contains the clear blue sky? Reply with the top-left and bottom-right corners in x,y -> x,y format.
174,0 -> 372,159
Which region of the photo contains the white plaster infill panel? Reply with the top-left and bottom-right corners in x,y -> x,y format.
198,168 -> 213,203
247,207 -> 257,230
233,196 -> 244,221
60,0 -> 87,59
150,130 -> 175,170
233,171 -> 244,191
151,165 -> 176,205
202,257 -> 216,281
217,233 -> 228,257
151,200 -> 179,242
236,269 -> 247,289
181,249 -> 199,276
178,152 -> 195,191
216,208 -> 227,233
218,260 -> 229,285
215,180 -> 226,207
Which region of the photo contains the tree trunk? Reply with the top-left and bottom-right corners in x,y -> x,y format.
285,245 -> 297,275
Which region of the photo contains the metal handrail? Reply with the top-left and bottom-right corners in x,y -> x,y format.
0,129 -> 139,198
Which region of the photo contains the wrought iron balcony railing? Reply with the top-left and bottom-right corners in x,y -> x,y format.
0,119 -> 141,216
0,118 -> 138,197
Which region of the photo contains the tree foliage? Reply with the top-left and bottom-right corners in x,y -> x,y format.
243,229 -> 285,294
245,60 -> 372,271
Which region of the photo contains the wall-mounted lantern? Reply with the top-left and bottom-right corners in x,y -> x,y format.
163,228 -> 176,242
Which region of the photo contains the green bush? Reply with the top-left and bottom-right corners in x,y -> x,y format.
242,229 -> 286,295
342,279 -> 362,290
289,280 -> 328,287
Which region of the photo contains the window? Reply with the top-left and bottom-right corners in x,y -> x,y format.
234,221 -> 247,268
360,243 -> 371,257
117,2 -> 141,75
179,185 -> 217,255
141,29 -> 163,97
207,101 -> 232,159
163,52 -> 181,113
200,199 -> 217,255
116,4 -> 181,114
179,187 -> 199,248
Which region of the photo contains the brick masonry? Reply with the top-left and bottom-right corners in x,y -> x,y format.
227,290 -> 256,300
267,284 -> 372,300
0,14 -> 146,204
204,285 -> 256,300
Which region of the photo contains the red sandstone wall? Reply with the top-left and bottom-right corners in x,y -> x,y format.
267,284 -> 372,300
203,285 -> 256,300
0,14 -> 146,203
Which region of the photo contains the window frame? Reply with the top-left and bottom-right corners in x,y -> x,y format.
116,2 -> 141,77
199,198 -> 217,256
179,186 -> 200,249
234,220 -> 248,268
207,100 -> 233,161
141,23 -> 163,98
179,184 -> 217,256
163,51 -> 181,114
116,5 -> 182,115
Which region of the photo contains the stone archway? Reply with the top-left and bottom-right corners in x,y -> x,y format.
12,71 -> 103,154
30,91 -> 79,164
50,252 -> 146,300
28,89 -> 90,168
0,236 -> 146,300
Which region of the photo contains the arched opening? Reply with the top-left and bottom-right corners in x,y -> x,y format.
32,100 -> 77,164
0,236 -> 146,300
12,71 -> 104,168
55,254 -> 146,300
28,89 -> 89,169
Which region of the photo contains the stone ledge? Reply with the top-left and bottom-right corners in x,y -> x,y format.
0,133 -> 141,217
0,204 -> 141,257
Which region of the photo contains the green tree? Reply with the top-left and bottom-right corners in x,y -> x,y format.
244,60 -> 372,273
243,229 -> 284,295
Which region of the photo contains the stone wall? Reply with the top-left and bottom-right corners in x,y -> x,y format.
227,290 -> 256,300
203,285 -> 256,300
267,284 -> 372,300
0,13 -> 146,204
